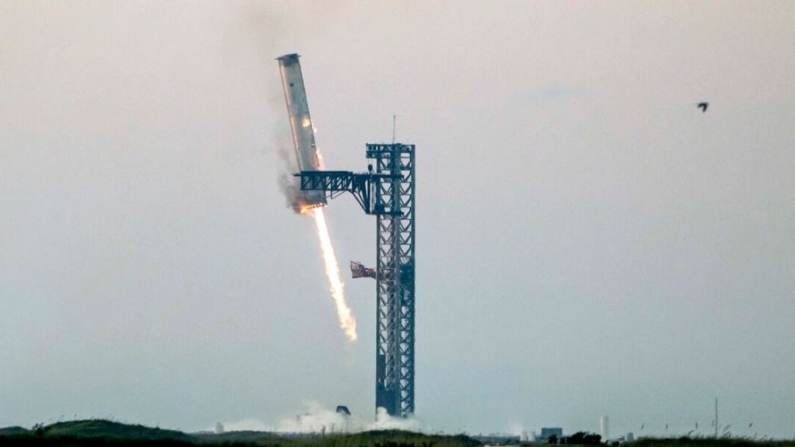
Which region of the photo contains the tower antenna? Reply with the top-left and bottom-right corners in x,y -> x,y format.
392,115 -> 396,143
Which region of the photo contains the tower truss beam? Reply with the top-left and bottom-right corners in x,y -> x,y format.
369,143 -> 415,418
295,170 -> 400,216
295,143 -> 416,418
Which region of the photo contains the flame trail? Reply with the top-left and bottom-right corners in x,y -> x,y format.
311,208 -> 357,341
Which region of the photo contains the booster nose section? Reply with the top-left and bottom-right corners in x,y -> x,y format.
277,53 -> 327,208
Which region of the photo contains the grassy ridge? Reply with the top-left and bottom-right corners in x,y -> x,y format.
38,419 -> 193,441
316,430 -> 482,447
2,421 -> 795,447
632,438 -> 795,447
0,420 -> 482,447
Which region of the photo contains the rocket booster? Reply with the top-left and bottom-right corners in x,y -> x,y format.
277,53 -> 327,209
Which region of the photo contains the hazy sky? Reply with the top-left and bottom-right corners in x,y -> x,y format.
2,0 -> 794,439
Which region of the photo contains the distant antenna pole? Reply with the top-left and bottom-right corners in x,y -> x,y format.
392,115 -> 396,143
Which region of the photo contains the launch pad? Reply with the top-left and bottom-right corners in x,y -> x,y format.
295,143 -> 416,418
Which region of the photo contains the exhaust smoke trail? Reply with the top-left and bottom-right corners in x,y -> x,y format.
311,207 -> 357,342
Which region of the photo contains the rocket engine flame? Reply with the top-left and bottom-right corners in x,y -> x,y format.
299,202 -> 325,214
312,208 -> 357,341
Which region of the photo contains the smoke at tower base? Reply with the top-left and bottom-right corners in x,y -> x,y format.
217,403 -> 422,433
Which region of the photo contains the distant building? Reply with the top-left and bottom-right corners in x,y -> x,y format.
538,427 -> 563,443
214,422 -> 224,434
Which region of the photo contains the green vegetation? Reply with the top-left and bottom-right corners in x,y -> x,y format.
0,420 -> 481,447
2,421 -> 794,447
316,430 -> 482,447
630,438 -> 795,447
32,419 -> 193,441
0,426 -> 31,436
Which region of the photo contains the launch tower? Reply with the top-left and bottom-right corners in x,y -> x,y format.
279,53 -> 416,419
295,143 -> 416,418
369,143 -> 416,417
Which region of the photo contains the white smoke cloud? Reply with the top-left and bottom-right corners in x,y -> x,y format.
277,401 -> 351,433
370,407 -> 423,432
220,418 -> 275,432
273,126 -> 306,214
508,422 -> 528,441
218,402 -> 423,434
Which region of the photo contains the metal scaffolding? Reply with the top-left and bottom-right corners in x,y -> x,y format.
368,143 -> 416,418
295,143 -> 416,418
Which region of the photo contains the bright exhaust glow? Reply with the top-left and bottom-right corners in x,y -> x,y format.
312,208 -> 357,342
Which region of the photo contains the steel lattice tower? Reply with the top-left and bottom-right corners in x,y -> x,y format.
281,51 -> 416,419
368,143 -> 415,417
294,143 -> 416,418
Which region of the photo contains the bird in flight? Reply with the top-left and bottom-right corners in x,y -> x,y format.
697,102 -> 709,112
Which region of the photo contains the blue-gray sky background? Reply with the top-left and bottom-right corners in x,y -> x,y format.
1,0 -> 794,438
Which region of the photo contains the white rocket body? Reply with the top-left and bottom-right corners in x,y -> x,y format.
277,53 -> 327,208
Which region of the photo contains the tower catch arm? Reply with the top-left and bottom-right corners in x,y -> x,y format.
294,170 -> 401,216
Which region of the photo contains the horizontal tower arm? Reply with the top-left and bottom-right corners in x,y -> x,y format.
294,170 -> 401,216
